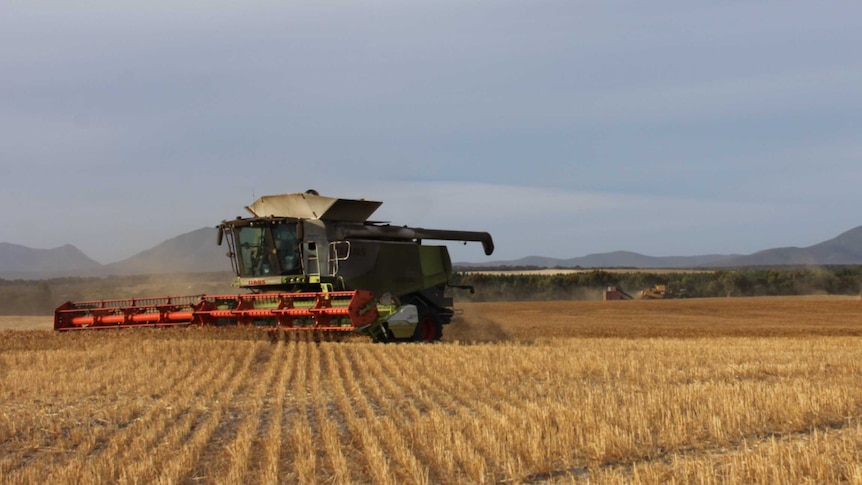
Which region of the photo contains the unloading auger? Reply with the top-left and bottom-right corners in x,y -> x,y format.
54,191 -> 494,342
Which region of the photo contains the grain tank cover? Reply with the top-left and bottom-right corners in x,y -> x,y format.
245,192 -> 382,222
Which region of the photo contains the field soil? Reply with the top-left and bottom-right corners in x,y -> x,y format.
3,296 -> 862,484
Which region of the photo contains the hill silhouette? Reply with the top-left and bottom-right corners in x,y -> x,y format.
0,242 -> 103,279
0,227 -> 229,279
103,227 -> 231,275
707,226 -> 862,266
2,225 -> 861,280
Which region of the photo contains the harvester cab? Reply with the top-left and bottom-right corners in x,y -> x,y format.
218,191 -> 384,293
55,191 -> 494,342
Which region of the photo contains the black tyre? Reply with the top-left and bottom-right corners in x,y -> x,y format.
413,314 -> 442,342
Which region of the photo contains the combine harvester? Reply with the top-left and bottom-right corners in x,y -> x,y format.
640,284 -> 678,299
54,191 -> 494,342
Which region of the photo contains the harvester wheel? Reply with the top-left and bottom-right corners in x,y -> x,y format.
414,314 -> 442,342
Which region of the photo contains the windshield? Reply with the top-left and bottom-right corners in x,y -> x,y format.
235,222 -> 301,277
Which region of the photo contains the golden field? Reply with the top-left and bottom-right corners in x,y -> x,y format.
2,296 -> 862,484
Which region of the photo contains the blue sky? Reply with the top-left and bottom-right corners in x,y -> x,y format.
2,1 -> 860,264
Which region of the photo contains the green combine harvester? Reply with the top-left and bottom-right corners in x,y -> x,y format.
54,190 -> 494,342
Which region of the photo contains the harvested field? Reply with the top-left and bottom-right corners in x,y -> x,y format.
2,296 -> 862,484
450,295 -> 862,341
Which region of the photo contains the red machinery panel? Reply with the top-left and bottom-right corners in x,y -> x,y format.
54,291 -> 378,331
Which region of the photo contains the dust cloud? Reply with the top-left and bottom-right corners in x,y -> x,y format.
443,304 -> 511,343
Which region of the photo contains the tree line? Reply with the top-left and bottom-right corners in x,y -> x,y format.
451,267 -> 862,302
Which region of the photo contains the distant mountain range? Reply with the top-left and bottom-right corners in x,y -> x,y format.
0,228 -> 230,280
464,226 -> 862,269
1,225 -> 861,280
